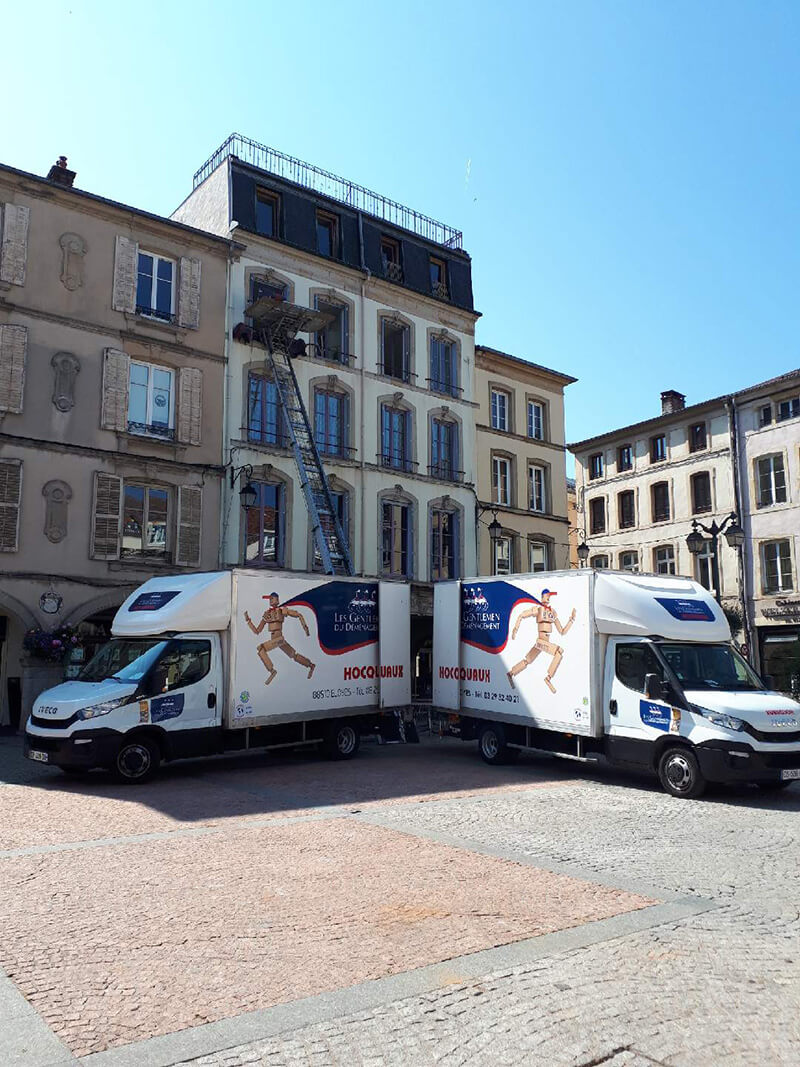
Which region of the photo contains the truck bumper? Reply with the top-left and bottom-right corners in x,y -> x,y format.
24,728 -> 121,769
696,739 -> 800,784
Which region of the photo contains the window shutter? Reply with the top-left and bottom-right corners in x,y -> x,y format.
177,257 -> 202,329
112,235 -> 138,313
101,348 -> 130,431
0,325 -> 27,413
90,472 -> 122,559
0,204 -> 30,286
0,460 -> 22,552
177,367 -> 202,445
176,485 -> 202,566
341,304 -> 349,357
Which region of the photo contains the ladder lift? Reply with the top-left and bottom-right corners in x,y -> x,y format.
244,296 -> 354,576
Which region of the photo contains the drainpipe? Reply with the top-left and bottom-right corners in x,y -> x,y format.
726,395 -> 754,660
357,211 -> 369,576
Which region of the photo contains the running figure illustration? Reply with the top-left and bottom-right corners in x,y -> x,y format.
507,589 -> 576,693
244,593 -> 316,686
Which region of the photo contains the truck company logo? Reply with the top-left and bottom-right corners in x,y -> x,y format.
150,693 -> 184,724
639,699 -> 671,732
461,581 -> 540,653
286,582 -> 379,655
439,666 -> 491,682
37,706 -> 59,715
344,664 -> 403,680
655,597 -> 715,623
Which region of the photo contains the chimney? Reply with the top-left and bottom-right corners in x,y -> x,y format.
46,155 -> 76,188
660,389 -> 686,415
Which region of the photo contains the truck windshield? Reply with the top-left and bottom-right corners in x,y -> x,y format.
657,643 -> 764,692
78,639 -> 167,683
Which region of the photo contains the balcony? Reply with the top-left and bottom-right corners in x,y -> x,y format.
127,421 -> 175,441
427,378 -> 462,399
382,260 -> 404,284
428,464 -> 464,483
431,281 -> 449,301
316,439 -> 357,461
135,305 -> 176,326
377,452 -> 417,474
312,345 -> 356,368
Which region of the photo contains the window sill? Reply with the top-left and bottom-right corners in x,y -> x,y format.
109,556 -> 175,571
116,432 -> 187,457
123,314 -> 190,339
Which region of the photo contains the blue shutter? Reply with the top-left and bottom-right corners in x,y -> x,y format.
341,305 -> 349,361
381,405 -> 389,461
342,393 -> 350,456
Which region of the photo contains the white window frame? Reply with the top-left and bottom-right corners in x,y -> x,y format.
761,540 -> 793,594
128,360 -> 175,435
528,540 -> 548,573
527,400 -> 544,440
492,456 -> 511,506
589,453 -> 604,480
619,550 -> 639,573
121,482 -> 170,558
695,542 -> 714,590
490,389 -> 509,432
756,454 -> 787,508
136,250 -> 176,320
494,535 -> 511,576
591,555 -> 609,570
528,465 -> 546,513
654,545 -> 676,575
777,396 -> 800,422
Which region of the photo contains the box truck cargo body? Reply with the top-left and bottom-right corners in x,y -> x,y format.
433,570 -> 800,798
25,571 -> 410,782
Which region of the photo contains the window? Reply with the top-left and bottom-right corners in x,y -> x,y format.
591,555 -> 609,569
589,453 -> 604,480
431,419 -> 458,480
757,455 -> 787,507
430,337 -> 458,396
650,435 -> 667,463
128,362 -> 174,438
381,405 -> 412,471
314,390 -> 348,457
382,501 -> 411,577
759,403 -> 772,427
654,545 -> 676,575
380,319 -> 410,381
651,482 -> 670,522
691,472 -> 712,514
494,536 -> 511,576
255,190 -> 279,237
589,497 -> 605,534
121,485 -> 169,558
617,445 -> 633,472
695,541 -> 714,590
617,490 -> 635,529
136,252 -> 174,321
429,256 -> 448,299
490,389 -> 510,432
527,401 -> 544,440
777,396 -> 800,422
314,298 -> 349,364
430,509 -> 459,580
142,640 -> 211,697
528,465 -> 546,513
244,482 -> 284,566
381,237 -> 402,282
251,277 -> 288,304
689,423 -> 707,453
529,541 -> 548,573
316,211 -> 338,258
314,490 -> 348,569
616,643 -> 666,694
492,456 -> 511,505
619,550 -> 639,573
248,373 -> 284,445
762,540 -> 793,594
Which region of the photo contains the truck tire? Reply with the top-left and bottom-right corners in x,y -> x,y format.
113,735 -> 160,784
657,746 -> 706,799
478,724 -> 514,766
324,721 -> 360,760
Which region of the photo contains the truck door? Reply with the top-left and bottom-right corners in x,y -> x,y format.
138,634 -> 222,733
605,638 -> 680,743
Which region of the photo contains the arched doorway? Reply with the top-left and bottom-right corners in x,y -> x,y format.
63,591 -> 130,680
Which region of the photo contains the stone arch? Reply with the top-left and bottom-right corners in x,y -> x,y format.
62,588 -> 131,628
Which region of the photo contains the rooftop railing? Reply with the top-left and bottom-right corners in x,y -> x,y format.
193,133 -> 464,251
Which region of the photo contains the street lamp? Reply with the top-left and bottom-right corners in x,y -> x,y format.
487,510 -> 502,546
577,539 -> 590,566
685,512 -> 744,600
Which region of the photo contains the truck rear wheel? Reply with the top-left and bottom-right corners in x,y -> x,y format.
658,746 -> 705,799
478,724 -> 515,766
324,721 -> 360,760
114,736 -> 160,784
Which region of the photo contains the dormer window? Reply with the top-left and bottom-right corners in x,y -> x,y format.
255,190 -> 279,237
381,237 -> 403,282
316,211 -> 338,258
429,256 -> 448,299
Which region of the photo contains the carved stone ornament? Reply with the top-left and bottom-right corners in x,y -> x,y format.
59,232 -> 87,291
39,591 -> 63,615
393,391 -> 404,405
51,351 -> 80,412
326,375 -> 338,390
42,480 -> 73,543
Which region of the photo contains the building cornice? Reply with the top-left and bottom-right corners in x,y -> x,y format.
476,345 -> 577,387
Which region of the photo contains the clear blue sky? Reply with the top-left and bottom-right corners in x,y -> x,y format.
5,1 -> 799,463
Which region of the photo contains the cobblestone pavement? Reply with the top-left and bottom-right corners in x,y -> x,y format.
1,733 -> 799,1066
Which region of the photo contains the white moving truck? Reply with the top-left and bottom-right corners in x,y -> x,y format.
433,570 -> 800,798
25,571 -> 410,782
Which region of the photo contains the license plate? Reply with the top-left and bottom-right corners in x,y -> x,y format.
28,750 -> 49,763
780,768 -> 800,781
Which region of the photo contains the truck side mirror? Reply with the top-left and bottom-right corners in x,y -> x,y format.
644,673 -> 664,701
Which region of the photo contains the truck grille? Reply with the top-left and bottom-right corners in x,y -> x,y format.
743,723 -> 800,744
30,712 -> 79,730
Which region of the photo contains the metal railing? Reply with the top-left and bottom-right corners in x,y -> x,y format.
426,378 -> 463,398
193,133 -> 464,250
377,453 -> 418,473
135,305 -> 176,325
127,421 -> 175,440
382,260 -> 404,283
312,345 -> 356,367
428,464 -> 464,483
376,362 -> 416,384
316,439 -> 356,460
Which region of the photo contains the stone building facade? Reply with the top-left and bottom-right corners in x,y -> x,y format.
0,159 -> 229,725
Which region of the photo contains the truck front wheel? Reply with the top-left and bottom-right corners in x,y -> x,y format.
114,736 -> 160,784
324,721 -> 360,760
658,746 -> 705,799
479,724 -> 516,766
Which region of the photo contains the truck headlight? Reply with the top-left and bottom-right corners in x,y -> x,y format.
77,696 -> 130,721
690,704 -> 745,732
